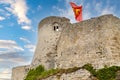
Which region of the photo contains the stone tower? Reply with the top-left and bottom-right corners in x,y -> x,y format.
12,14 -> 120,80
31,16 -> 70,69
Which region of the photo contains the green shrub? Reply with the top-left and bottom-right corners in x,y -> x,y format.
25,64 -> 120,80
82,63 -> 96,76
83,64 -> 120,80
96,66 -> 120,80
25,65 -> 59,80
38,68 -> 58,79
24,65 -> 45,80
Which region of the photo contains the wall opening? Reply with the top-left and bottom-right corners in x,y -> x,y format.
52,22 -> 61,31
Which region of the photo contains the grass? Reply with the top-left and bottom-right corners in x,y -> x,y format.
37,67 -> 82,80
24,65 -> 45,80
83,63 -> 120,80
24,64 -> 120,80
24,65 -> 82,80
96,66 -> 120,80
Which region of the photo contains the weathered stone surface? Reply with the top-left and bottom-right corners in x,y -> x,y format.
56,14 -> 120,69
42,69 -> 91,80
31,16 -> 70,70
11,65 -> 30,80
12,14 -> 120,80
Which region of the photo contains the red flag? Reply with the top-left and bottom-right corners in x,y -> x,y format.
70,2 -> 82,22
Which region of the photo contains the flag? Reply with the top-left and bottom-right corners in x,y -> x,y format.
70,2 -> 82,22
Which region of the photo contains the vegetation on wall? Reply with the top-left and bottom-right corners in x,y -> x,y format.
24,65 -> 45,80
24,64 -> 120,80
24,65 -> 81,80
83,63 -> 120,80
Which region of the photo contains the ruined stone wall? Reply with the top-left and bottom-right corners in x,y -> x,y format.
12,16 -> 70,80
11,65 -> 30,80
12,14 -> 120,80
31,16 -> 70,69
42,69 -> 91,80
56,15 -> 120,69
40,14 -> 120,80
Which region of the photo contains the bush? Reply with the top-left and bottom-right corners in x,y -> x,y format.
38,68 -> 58,79
24,65 -> 45,80
83,64 -> 120,80
96,66 -> 120,80
82,63 -> 96,76
25,64 -> 120,80
25,65 -> 59,80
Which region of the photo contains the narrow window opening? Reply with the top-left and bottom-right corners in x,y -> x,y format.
56,26 -> 59,31
57,26 -> 59,29
52,22 -> 60,31
54,26 -> 56,31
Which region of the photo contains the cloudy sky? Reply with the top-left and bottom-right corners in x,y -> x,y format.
0,0 -> 120,80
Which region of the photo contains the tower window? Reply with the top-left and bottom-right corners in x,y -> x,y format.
56,26 -> 59,31
52,22 -> 61,31
54,25 -> 59,31
54,26 -> 56,31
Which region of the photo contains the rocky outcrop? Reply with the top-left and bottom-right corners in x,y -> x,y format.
12,14 -> 120,80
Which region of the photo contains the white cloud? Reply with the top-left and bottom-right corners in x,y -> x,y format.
0,16 -> 5,21
0,0 -> 30,24
0,8 -> 11,18
94,2 -> 102,14
0,69 -> 11,80
21,25 -> 31,30
9,57 -> 28,64
56,1 -> 90,21
0,0 -> 12,4
0,51 -> 31,68
53,0 -> 91,23
53,6 -> 75,23
24,44 -> 36,52
20,37 -> 31,43
54,0 -> 117,23
62,0 -> 84,5
11,0 -> 30,24
0,0 -> 31,30
101,7 -> 115,15
0,59 -> 3,61
0,40 -> 24,52
0,69 -> 11,74
93,1 -> 115,15
83,3 -> 94,20
0,40 -> 31,80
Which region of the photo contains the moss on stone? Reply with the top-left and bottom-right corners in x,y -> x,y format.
25,64 -> 120,80
25,65 -> 82,80
83,63 -> 120,80
24,65 -> 45,80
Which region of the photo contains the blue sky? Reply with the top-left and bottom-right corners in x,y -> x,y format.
0,0 -> 120,80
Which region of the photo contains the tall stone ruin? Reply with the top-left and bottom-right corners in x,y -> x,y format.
12,14 -> 120,80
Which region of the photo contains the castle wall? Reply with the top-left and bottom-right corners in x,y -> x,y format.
56,15 -> 120,69
12,14 -> 120,80
42,69 -> 91,80
31,17 -> 70,69
11,65 -> 30,80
